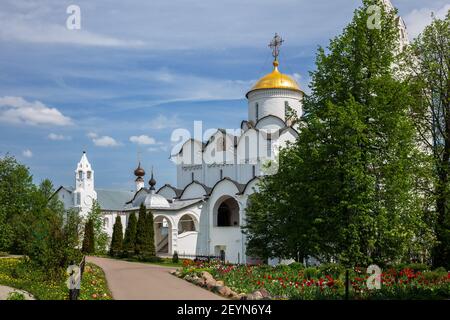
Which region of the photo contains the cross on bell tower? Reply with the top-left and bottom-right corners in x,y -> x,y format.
269,33 -> 284,61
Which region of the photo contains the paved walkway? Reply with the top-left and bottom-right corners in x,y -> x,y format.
0,285 -> 34,300
87,256 -> 225,300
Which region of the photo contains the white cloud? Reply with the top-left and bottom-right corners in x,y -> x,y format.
129,135 -> 157,145
404,4 -> 450,39
148,114 -> 182,130
148,145 -> 168,153
0,96 -> 72,126
22,149 -> 33,158
87,132 -> 120,147
0,5 -> 145,47
148,69 -> 254,101
0,0 -> 359,50
48,133 -> 71,141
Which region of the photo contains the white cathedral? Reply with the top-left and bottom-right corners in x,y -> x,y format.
56,0 -> 409,264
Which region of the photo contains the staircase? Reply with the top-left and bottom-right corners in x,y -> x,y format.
156,235 -> 169,253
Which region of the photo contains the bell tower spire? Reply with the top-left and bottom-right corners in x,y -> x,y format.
74,151 -> 97,218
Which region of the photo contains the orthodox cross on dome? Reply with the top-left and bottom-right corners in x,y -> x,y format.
269,33 -> 284,61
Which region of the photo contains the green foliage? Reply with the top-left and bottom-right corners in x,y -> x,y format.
7,292 -> 26,300
172,251 -> 179,264
135,204 -> 147,255
405,11 -> 450,269
0,156 -> 82,279
392,263 -> 430,273
0,155 -> 35,252
184,261 -> 450,300
0,258 -> 111,300
123,212 -> 137,254
86,201 -> 108,255
288,262 -> 304,271
109,216 -> 123,256
145,210 -> 156,256
82,219 -> 95,255
303,267 -> 319,279
244,0 -> 433,267
135,204 -> 155,257
319,263 -> 345,278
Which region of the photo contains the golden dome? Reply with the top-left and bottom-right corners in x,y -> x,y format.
246,60 -> 302,97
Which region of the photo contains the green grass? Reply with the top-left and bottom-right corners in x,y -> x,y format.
119,256 -> 183,268
0,258 -> 112,300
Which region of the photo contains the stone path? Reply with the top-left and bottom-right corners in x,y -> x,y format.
87,256 -> 225,300
0,285 -> 34,300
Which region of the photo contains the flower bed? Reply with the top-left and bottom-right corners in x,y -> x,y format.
0,258 -> 112,300
179,260 -> 450,300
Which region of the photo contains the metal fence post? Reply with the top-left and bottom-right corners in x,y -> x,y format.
345,269 -> 349,300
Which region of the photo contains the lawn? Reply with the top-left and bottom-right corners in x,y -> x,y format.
108,254 -> 183,268
181,260 -> 450,300
0,257 -> 112,300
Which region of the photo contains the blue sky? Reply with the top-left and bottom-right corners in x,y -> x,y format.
0,0 -> 449,191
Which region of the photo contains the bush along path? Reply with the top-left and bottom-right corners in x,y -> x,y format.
0,257 -> 112,300
178,260 -> 450,300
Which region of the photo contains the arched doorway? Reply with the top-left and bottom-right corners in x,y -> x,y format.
178,214 -> 197,234
154,216 -> 172,254
215,197 -> 240,227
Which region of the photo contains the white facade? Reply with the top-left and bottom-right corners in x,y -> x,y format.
56,5 -> 408,263
56,58 -> 301,263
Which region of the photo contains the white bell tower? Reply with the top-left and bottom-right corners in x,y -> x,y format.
74,151 -> 97,218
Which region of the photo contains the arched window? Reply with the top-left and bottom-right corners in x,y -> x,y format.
78,171 -> 83,179
103,218 -> 109,228
87,171 -> 92,179
178,214 -> 197,234
216,197 -> 240,227
255,103 -> 259,121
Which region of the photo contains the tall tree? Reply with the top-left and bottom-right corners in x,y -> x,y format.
406,12 -> 450,268
86,201 -> 108,255
0,155 -> 35,252
109,216 -> 123,256
123,212 -> 137,255
244,0 -> 433,266
82,219 -> 95,254
145,210 -> 156,256
135,203 -> 148,255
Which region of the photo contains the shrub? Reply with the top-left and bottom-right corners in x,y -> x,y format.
82,219 -> 95,254
288,262 -> 304,270
433,267 -> 448,274
403,263 -> 430,272
274,264 -> 292,272
172,251 -> 179,264
304,267 -> 319,279
123,212 -> 137,254
7,292 -> 26,300
109,216 -> 123,256
319,263 -> 345,278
